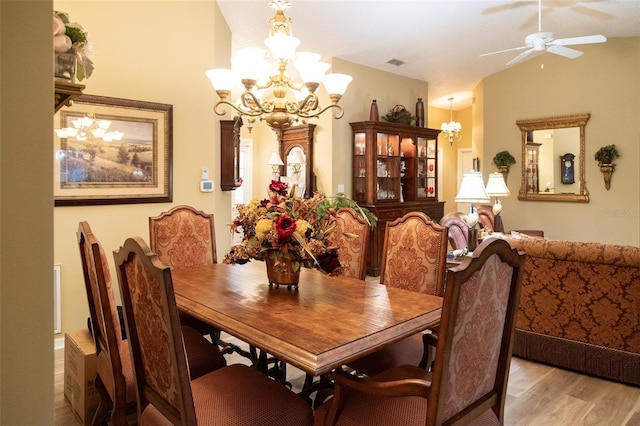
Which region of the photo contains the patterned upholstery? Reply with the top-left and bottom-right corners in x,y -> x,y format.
327,208 -> 370,280
380,211 -> 448,296
315,238 -> 526,426
149,205 -> 217,270
113,237 -> 313,425
347,212 -> 447,376
508,237 -> 640,385
439,211 -> 469,250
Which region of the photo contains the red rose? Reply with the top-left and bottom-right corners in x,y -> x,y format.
275,215 -> 296,239
269,179 -> 288,196
317,250 -> 341,274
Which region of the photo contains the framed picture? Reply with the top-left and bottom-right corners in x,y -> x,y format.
54,95 -> 172,206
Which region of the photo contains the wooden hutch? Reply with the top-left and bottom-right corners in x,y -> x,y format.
350,121 -> 445,276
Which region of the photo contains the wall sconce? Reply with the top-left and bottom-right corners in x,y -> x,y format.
485,172 -> 510,233
455,171 -> 490,251
267,151 -> 284,180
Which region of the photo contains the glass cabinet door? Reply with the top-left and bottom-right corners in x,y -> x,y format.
353,132 -> 366,203
426,138 -> 437,198
376,132 -> 400,202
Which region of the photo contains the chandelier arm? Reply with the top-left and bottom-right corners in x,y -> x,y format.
213,99 -> 264,118
296,103 -> 344,120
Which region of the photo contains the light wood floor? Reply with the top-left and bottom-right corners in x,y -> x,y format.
55,335 -> 640,426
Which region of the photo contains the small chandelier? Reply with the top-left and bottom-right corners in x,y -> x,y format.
206,0 -> 352,130
441,97 -> 462,145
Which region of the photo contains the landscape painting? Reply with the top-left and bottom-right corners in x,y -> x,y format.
54,95 -> 172,205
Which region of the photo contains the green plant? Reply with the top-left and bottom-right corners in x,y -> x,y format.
594,144 -> 620,164
492,150 -> 516,167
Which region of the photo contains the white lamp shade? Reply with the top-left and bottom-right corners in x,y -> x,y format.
323,73 -> 352,96
264,34 -> 300,62
289,149 -> 305,165
267,151 -> 284,166
206,68 -> 236,91
455,171 -> 491,203
295,59 -> 330,84
485,172 -> 510,197
231,48 -> 267,81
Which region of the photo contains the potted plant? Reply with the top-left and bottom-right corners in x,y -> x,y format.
492,150 -> 516,183
594,144 -> 620,190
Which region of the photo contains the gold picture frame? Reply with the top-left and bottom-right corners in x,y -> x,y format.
54,94 -> 172,206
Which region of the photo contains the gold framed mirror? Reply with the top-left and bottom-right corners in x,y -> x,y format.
517,113 -> 590,202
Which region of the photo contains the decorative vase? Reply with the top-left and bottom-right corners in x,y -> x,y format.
55,49 -> 77,83
598,163 -> 615,190
497,165 -> 510,185
415,98 -> 425,127
369,100 -> 379,121
265,251 -> 300,289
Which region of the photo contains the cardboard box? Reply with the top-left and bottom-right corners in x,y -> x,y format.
64,329 -> 100,425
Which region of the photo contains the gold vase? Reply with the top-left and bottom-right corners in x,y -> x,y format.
599,163 -> 615,191
497,165 -> 510,185
265,250 -> 300,289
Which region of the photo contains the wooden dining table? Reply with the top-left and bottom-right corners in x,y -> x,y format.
171,261 -> 442,377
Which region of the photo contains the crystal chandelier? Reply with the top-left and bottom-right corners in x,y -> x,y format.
441,97 -> 462,145
206,0 -> 352,130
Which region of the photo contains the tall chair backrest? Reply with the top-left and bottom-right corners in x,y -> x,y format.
114,236 -> 197,425
439,211 -> 469,250
77,221 -> 131,425
149,205 -> 217,269
477,204 -> 496,232
380,211 -> 448,297
327,207 -> 370,280
428,237 -> 526,425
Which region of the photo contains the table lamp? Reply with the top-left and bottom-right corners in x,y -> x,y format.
267,152 -> 284,180
455,171 -> 490,251
288,149 -> 306,197
484,172 -> 510,233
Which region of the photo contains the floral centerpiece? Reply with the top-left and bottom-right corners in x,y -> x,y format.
224,180 -> 375,286
53,11 -> 94,81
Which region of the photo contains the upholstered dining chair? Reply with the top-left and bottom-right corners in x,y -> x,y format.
315,237 -> 527,426
149,205 -> 250,358
113,236 -> 313,425
327,207 -> 370,280
439,211 -> 469,250
347,211 -> 448,376
77,222 -> 227,426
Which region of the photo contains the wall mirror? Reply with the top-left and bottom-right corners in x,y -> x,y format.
517,113 -> 590,202
278,124 -> 316,198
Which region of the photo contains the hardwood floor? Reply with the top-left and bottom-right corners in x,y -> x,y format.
55,335 -> 640,425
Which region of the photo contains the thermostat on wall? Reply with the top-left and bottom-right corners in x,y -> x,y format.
200,180 -> 214,192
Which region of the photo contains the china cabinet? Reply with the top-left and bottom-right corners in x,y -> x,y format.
350,121 -> 445,276
524,142 -> 541,193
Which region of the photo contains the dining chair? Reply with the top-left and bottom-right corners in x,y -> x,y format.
113,236 -> 313,425
347,211 -> 448,376
327,207 -> 370,280
149,205 -> 250,359
77,222 -> 227,426
315,237 -> 527,426
439,211 -> 469,250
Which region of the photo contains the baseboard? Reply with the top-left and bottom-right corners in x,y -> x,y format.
54,336 -> 65,350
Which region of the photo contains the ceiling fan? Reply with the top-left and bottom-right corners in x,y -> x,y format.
480,0 -> 607,66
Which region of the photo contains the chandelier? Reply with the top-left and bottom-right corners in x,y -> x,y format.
441,97 -> 462,145
206,0 -> 352,130
55,114 -> 124,142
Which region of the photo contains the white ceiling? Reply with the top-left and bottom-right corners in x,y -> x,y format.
216,0 -> 640,110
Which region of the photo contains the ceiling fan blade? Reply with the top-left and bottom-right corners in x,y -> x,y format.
550,35 -> 607,46
547,45 -> 584,59
479,45 -> 529,58
506,48 -> 536,66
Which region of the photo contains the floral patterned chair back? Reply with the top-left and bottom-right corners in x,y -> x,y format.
114,236 -> 198,424
439,211 -> 469,250
328,207 -> 370,280
315,237 -> 527,426
77,221 -> 134,425
149,205 -> 217,270
380,211 -> 448,297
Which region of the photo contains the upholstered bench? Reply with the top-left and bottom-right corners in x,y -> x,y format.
507,237 -> 640,386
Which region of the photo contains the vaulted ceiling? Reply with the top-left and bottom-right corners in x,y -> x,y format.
217,0 -> 640,110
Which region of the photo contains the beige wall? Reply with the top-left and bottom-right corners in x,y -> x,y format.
1,1 -> 55,422
54,0 -> 233,334
481,37 -> 639,245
